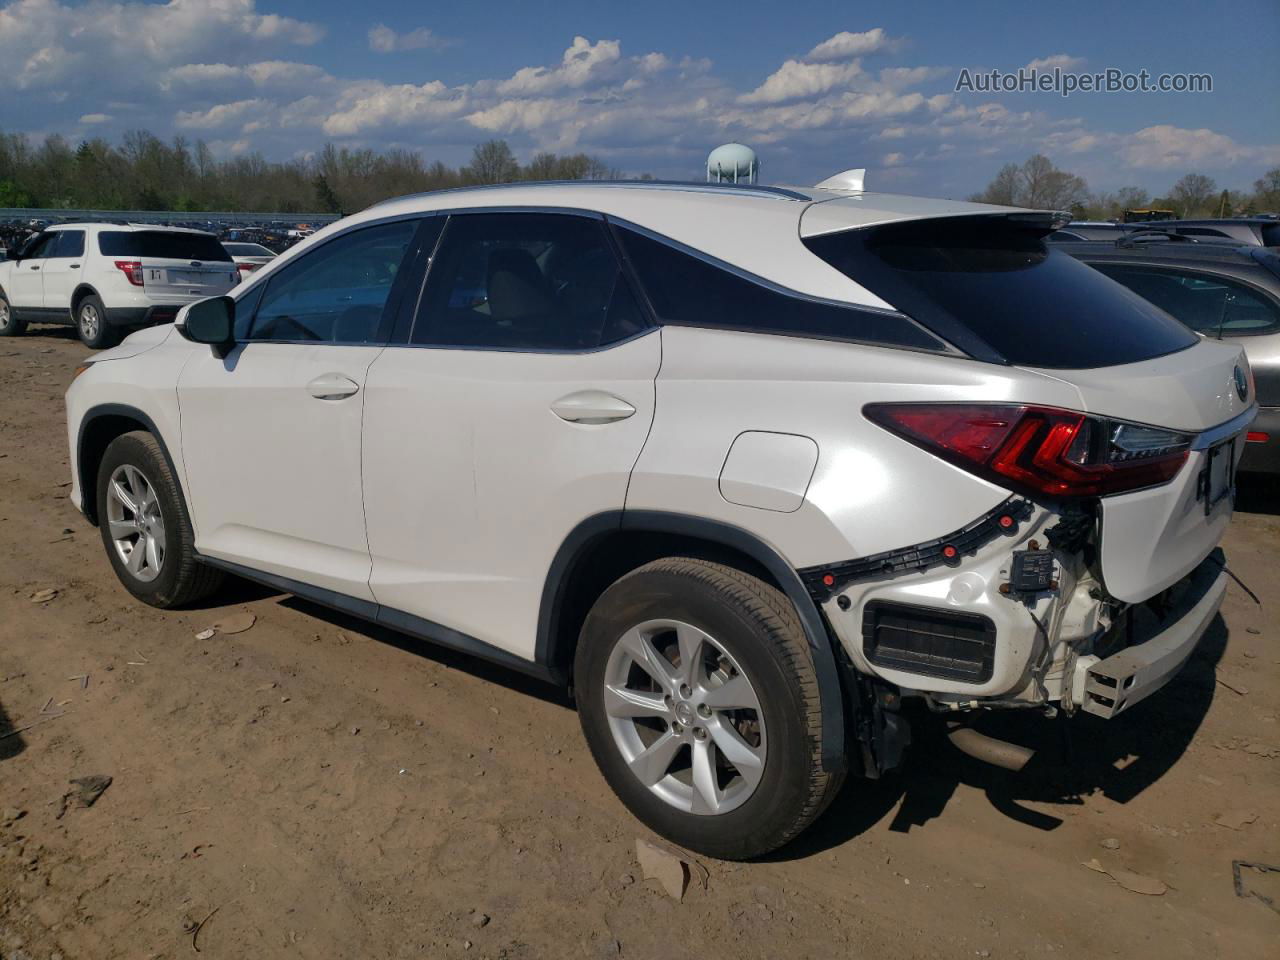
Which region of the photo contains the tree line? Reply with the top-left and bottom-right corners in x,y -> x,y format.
971,154 -> 1280,220
0,130 -> 630,214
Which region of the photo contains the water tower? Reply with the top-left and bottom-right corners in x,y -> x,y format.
707,143 -> 759,184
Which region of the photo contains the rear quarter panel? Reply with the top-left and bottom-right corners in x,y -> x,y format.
627,326 -> 1083,567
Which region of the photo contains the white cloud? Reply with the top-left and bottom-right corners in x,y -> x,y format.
1023,54 -> 1086,72
741,60 -> 865,105
176,98 -> 271,130
805,28 -> 898,63
497,36 -> 623,96
1118,124 -> 1280,170
882,152 -> 904,167
368,24 -> 448,53
79,113 -> 112,124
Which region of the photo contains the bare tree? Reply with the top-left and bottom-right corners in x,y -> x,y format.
1253,167 -> 1280,212
1169,173 -> 1217,217
464,139 -> 520,185
971,163 -> 1020,205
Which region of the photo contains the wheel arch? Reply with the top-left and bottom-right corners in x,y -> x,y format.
537,510 -> 848,771
71,283 -> 101,319
77,404 -> 185,527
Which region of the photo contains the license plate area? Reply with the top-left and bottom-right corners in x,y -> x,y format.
1197,436 -> 1236,516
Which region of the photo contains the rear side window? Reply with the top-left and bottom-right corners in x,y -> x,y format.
98,230 -> 231,262
616,226 -> 947,352
1090,263 -> 1280,337
1262,223 -> 1280,247
413,213 -> 647,351
52,230 -> 85,257
804,217 -> 1199,368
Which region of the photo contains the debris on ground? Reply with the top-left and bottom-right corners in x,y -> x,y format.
196,612 -> 257,640
1083,858 -> 1167,896
1215,810 -> 1258,830
69,775 -> 113,809
29,588 -> 58,603
635,838 -> 708,902
1232,860 -> 1280,915
212,612 -> 256,635
470,911 -> 490,928
1100,838 -> 1121,850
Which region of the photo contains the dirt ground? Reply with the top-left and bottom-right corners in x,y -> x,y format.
0,326 -> 1276,960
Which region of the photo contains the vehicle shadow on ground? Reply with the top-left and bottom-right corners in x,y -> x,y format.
0,698 -> 26,762
10,325 -> 80,344
1236,474 -> 1280,515
773,613 -> 1230,861
276,595 -> 576,711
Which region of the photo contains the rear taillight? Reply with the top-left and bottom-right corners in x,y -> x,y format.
236,262 -> 257,274
114,260 -> 144,286
864,403 -> 1192,498
1246,431 -> 1269,444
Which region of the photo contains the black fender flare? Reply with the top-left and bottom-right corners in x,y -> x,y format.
76,403 -> 186,526
537,510 -> 848,772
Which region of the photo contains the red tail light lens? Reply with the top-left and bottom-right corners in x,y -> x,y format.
865,403 -> 1192,498
236,262 -> 257,273
114,260 -> 144,286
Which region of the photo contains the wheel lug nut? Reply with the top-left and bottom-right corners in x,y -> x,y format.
693,727 -> 706,740
696,703 -> 711,718
679,684 -> 691,698
663,694 -> 673,708
671,722 -> 683,734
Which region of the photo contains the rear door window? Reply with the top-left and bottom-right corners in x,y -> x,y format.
412,213 -> 648,350
98,231 -> 231,262
1090,263 -> 1280,337
803,217 -> 1199,368
51,230 -> 85,258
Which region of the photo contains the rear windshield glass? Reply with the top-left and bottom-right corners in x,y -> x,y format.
98,230 -> 231,262
803,217 -> 1199,368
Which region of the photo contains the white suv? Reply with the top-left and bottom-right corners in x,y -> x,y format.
63,181 -> 1256,859
0,223 -> 238,348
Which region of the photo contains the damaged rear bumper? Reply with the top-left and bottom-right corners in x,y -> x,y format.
1071,550 -> 1226,719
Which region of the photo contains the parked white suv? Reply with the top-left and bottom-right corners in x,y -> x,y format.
63,180 -> 1256,859
0,223 -> 238,348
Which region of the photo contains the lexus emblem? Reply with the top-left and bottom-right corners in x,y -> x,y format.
1233,365 -> 1248,403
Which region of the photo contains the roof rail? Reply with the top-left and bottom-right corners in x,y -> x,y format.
367,179 -> 813,209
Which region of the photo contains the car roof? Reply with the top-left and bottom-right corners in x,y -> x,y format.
44,222 -> 216,235
1058,239 -> 1263,264
331,180 -> 1052,307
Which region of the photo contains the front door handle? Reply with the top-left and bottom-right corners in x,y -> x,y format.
551,390 -> 636,424
306,373 -> 360,400
69,263 -> 80,268
29,265 -> 39,271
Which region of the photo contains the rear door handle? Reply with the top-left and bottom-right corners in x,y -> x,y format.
306,373 -> 360,400
69,263 -> 80,268
551,390 -> 636,424
29,265 -> 39,271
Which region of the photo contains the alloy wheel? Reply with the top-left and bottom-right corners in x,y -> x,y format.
105,464 -> 166,582
603,618 -> 767,815
0,300 -> 10,330
79,302 -> 101,340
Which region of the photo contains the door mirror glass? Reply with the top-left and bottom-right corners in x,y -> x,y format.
183,296 -> 236,347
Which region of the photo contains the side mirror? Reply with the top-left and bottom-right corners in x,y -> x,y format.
181,296 -> 236,356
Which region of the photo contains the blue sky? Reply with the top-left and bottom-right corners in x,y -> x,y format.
2,0 -> 1277,197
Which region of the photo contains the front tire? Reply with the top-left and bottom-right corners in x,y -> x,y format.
76,294 -> 120,349
0,292 -> 26,337
575,558 -> 842,860
96,431 -> 223,607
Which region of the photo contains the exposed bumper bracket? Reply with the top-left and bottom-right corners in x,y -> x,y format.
1076,553 -> 1226,719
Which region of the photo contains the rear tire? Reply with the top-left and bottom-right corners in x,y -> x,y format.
96,431 -> 223,608
76,294 -> 119,349
575,558 -> 843,860
0,292 -> 25,337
